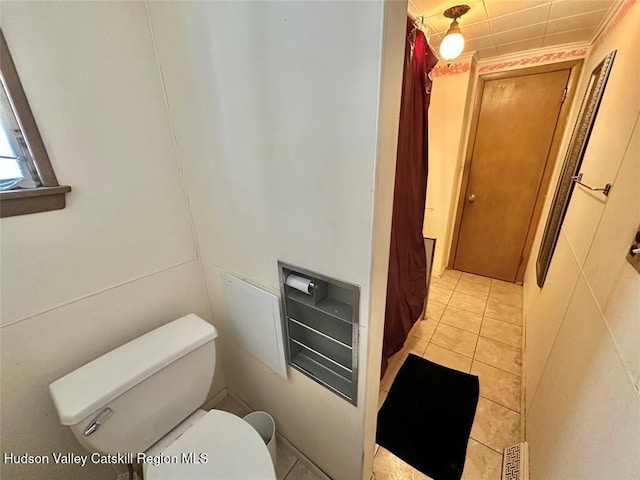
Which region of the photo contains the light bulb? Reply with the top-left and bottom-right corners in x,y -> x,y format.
439,20 -> 464,61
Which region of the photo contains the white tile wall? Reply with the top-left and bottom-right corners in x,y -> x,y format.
524,3 -> 640,477
0,1 -> 198,324
527,277 -> 640,479
0,261 -> 220,480
524,233 -> 581,412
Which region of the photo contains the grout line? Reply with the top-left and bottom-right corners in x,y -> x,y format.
526,268 -> 580,411
581,269 -> 640,397
143,2 -> 216,326
469,435 -> 505,456
482,314 -> 522,328
478,335 -> 521,350
282,459 -> 297,480
520,284 -> 528,440
579,78 -> 640,263
0,258 -> 199,329
470,284 -> 490,360
483,312 -> 522,326
443,303 -> 487,316
471,325 -> 483,361
431,337 -> 476,360
471,352 -> 522,378
478,393 -> 521,415
487,298 -> 523,310
478,328 -> 522,350
436,271 -> 523,367
439,317 -> 482,335
432,272 -> 524,456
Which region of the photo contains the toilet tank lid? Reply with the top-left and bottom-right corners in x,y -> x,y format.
49,314 -> 217,425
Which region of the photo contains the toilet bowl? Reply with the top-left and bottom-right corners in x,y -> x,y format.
143,409 -> 274,479
49,314 -> 275,479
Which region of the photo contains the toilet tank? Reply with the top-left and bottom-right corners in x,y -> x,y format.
49,314 -> 217,455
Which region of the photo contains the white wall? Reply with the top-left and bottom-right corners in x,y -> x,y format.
0,2 -> 197,324
523,1 -> 640,477
424,56 -> 476,275
361,2 -> 408,478
145,2 -> 396,479
0,261 -> 214,480
1,2 -> 403,479
0,3 -> 223,480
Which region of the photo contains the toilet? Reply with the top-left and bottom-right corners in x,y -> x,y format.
49,314 -> 275,479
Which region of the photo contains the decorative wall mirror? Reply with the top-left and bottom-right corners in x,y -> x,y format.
536,50 -> 616,287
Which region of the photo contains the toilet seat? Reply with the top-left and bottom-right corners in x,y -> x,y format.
144,409 -> 276,480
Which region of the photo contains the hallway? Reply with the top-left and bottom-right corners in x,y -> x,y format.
375,270 -> 523,480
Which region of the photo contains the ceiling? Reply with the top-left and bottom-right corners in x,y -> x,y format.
409,0 -> 620,60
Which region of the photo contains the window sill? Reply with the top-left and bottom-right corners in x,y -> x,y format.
0,185 -> 71,218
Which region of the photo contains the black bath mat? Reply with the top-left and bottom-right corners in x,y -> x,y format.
376,354 -> 479,480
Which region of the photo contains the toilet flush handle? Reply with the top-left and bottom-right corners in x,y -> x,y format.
84,407 -> 113,436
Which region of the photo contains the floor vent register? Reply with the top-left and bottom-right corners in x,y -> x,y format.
502,442 -> 529,480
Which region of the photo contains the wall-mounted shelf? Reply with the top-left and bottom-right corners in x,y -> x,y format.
278,262 -> 359,405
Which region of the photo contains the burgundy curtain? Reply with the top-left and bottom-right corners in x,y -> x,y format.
382,19 -> 438,375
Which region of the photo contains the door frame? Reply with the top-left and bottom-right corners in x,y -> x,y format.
448,60 -> 583,283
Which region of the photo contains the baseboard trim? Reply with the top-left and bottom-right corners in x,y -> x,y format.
202,388 -> 229,410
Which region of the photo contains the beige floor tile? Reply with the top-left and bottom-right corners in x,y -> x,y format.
448,291 -> 487,315
474,337 -> 522,376
431,323 -> 478,358
442,269 -> 463,281
373,447 -> 433,480
488,289 -> 522,309
455,279 -> 491,299
470,397 -> 521,453
471,360 -> 521,412
422,343 -> 473,373
275,441 -> 298,480
484,299 -> 522,325
425,300 -> 447,321
461,272 -> 492,286
398,335 -> 429,359
461,438 -> 503,480
388,349 -> 403,364
480,318 -> 522,348
381,358 -> 402,391
378,388 -> 389,409
284,460 -> 322,480
490,279 -> 522,296
429,285 -> 454,305
441,306 -> 483,334
431,275 -> 459,291
411,319 -> 439,341
215,395 -> 250,417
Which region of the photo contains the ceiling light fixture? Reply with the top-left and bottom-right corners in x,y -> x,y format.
439,5 -> 470,62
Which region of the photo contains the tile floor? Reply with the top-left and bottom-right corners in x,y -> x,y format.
214,395 -> 325,480
375,270 -> 524,480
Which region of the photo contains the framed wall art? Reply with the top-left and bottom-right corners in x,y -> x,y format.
536,50 -> 616,287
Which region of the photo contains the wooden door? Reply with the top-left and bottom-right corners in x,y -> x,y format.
453,68 -> 571,282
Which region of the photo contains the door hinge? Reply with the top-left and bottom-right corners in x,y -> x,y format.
561,87 -> 568,104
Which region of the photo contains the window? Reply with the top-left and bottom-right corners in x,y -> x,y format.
0,77 -> 39,190
0,31 -> 70,217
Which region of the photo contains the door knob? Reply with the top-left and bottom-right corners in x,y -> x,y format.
468,193 -> 476,202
